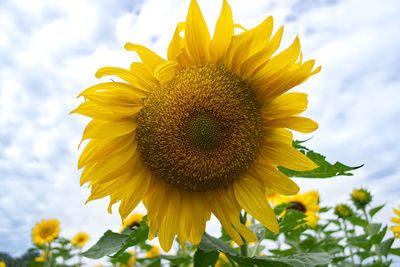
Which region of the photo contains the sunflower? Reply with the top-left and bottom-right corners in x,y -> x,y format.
146,246 -> 160,258
32,219 -> 60,246
71,232 -> 90,247
73,0 -> 319,251
0,261 -> 5,267
390,205 -> 400,239
275,191 -> 320,227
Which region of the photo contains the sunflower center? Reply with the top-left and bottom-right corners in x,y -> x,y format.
136,63 -> 263,192
287,201 -> 307,213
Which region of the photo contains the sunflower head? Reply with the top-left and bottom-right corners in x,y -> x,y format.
73,0 -> 320,251
146,246 -> 160,258
71,232 -> 90,247
32,219 -> 60,246
275,191 -> 320,227
334,204 -> 353,219
350,188 -> 372,209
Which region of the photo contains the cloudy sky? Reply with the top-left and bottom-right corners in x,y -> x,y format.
1,0 -> 399,263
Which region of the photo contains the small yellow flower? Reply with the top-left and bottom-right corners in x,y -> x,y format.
93,265 -> 103,267
0,261 -> 5,267
390,205 -> 400,239
146,246 -> 160,258
71,232 -> 90,247
266,190 -> 281,205
275,191 -> 320,227
32,219 -> 60,246
35,250 -> 50,262
352,190 -> 366,201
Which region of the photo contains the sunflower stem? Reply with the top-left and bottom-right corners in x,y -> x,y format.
342,218 -> 355,266
362,207 -> 383,262
239,212 -> 248,257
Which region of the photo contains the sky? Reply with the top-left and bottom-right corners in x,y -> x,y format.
0,0 -> 400,264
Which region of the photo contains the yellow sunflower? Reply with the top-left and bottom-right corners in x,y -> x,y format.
390,205 -> 400,239
73,0 -> 319,251
71,232 -> 90,247
275,191 -> 320,227
32,219 -> 60,246
146,246 -> 160,258
0,261 -> 5,267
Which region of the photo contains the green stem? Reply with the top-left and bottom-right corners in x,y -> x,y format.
239,212 -> 248,257
342,219 -> 355,266
362,208 -> 383,262
78,247 -> 82,266
226,254 -> 237,266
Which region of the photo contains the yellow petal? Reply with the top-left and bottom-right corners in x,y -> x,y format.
262,92 -> 308,119
159,188 -> 181,251
184,0 -> 211,65
394,208 -> 400,217
209,0 -> 233,64
249,162 -> 299,195
233,177 -> 279,233
261,141 -> 318,171
81,119 -> 137,141
119,167 -> 151,220
250,36 -> 301,89
154,61 -> 179,85
167,22 -> 185,61
78,82 -> 148,99
264,116 -> 318,133
240,26 -> 283,79
71,101 -> 130,121
230,16 -> 273,72
263,129 -> 293,145
124,43 -> 166,74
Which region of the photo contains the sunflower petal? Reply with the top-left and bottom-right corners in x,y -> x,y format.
264,116 -> 318,133
261,141 -> 318,171
233,177 -> 279,233
262,92 -> 308,119
81,119 -> 137,141
249,162 -> 300,195
167,22 -> 186,61
154,61 -> 179,84
184,0 -> 211,64
124,43 -> 166,73
159,188 -> 181,251
209,0 -> 233,64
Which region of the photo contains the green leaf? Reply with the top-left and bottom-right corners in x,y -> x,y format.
278,141 -> 362,178
371,226 -> 387,244
369,205 -> 385,218
280,210 -> 307,232
193,249 -> 219,267
274,203 -> 292,215
161,255 -> 192,265
82,230 -> 129,259
380,238 -> 394,256
114,217 -> 150,257
348,235 -> 372,251
346,216 -> 369,227
275,253 -> 332,267
198,233 -> 238,255
389,248 -> 400,256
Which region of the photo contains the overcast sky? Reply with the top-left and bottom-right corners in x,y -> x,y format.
1,0 -> 400,264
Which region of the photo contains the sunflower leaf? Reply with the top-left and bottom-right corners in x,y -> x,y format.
278,141 -> 362,178
198,233 -> 238,255
193,249 -> 219,267
81,230 -> 129,259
